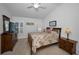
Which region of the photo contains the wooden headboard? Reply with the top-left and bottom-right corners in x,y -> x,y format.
53,28 -> 61,39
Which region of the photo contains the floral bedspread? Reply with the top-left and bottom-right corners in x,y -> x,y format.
29,31 -> 58,53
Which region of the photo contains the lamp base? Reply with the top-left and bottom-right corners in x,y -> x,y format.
67,33 -> 69,40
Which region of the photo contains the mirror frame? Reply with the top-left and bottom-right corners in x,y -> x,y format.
3,15 -> 10,33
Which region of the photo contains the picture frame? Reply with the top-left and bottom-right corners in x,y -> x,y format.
26,22 -> 34,25
49,21 -> 57,26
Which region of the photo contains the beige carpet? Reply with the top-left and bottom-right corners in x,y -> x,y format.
3,39 -> 69,55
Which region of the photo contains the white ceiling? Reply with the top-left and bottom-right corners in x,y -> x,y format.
2,3 -> 61,19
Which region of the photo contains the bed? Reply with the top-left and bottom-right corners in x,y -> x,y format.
28,28 -> 61,54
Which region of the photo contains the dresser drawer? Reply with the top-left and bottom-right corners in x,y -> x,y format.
59,38 -> 77,54
66,42 -> 73,47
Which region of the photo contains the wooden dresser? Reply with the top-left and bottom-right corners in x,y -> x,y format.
1,32 -> 17,54
59,37 -> 77,54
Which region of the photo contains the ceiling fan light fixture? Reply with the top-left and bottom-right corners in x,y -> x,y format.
33,3 -> 40,8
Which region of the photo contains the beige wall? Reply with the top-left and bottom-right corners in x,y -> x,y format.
11,16 -> 43,39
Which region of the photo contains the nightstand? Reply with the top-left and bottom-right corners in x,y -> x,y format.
59,37 -> 77,54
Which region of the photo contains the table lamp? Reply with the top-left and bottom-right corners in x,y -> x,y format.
64,27 -> 71,40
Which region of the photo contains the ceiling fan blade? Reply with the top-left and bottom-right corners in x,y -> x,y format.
27,6 -> 33,8
39,7 -> 46,9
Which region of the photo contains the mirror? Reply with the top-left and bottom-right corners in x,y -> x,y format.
3,15 -> 10,32
5,21 -> 9,31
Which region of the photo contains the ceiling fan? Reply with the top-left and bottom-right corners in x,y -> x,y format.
27,3 -> 46,11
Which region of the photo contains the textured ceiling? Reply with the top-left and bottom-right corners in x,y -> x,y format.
2,3 -> 61,19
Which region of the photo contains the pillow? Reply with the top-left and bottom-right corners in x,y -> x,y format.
46,27 -> 52,33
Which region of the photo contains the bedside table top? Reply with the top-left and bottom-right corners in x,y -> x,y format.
61,37 -> 77,43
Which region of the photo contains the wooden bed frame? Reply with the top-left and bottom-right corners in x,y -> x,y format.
28,28 -> 61,55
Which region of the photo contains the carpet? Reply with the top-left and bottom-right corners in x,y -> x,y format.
3,38 -> 69,55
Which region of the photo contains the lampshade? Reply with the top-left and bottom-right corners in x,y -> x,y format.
64,27 -> 71,34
